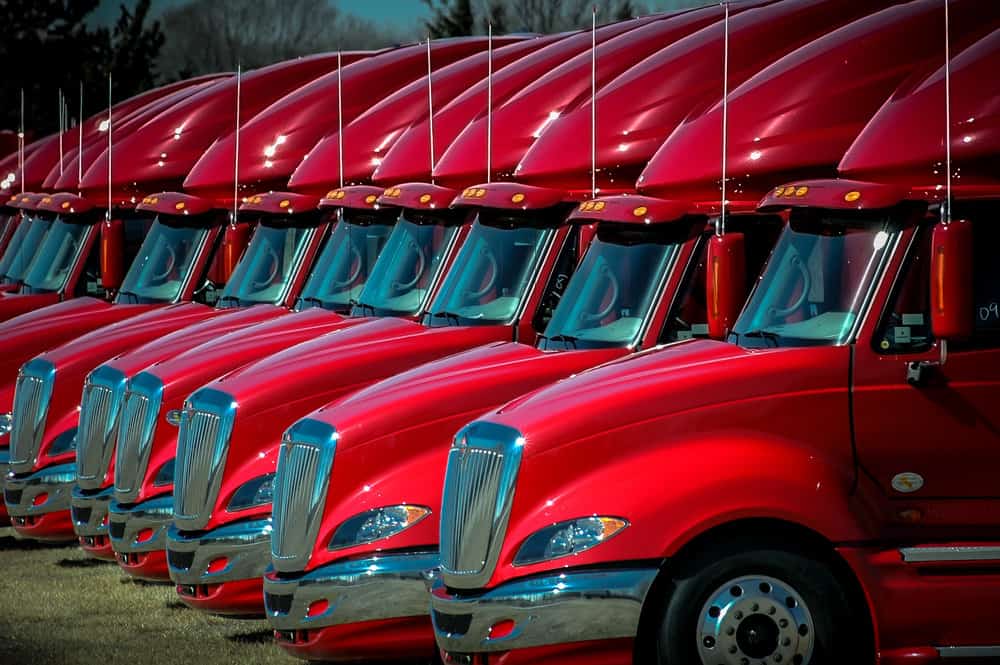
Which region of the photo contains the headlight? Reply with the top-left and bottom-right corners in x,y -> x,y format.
514,516 -> 628,566
226,473 -> 275,511
0,412 -> 11,435
329,504 -> 431,550
47,427 -> 78,457
153,458 -> 175,486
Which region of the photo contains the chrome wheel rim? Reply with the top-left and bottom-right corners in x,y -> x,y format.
696,575 -> 814,665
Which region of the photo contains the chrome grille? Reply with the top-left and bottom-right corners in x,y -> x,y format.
439,422 -> 524,590
113,372 -> 163,502
271,419 -> 337,573
8,359 -> 56,472
172,389 -> 236,530
75,366 -> 127,490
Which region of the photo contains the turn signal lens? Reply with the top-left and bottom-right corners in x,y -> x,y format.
514,516 -> 628,565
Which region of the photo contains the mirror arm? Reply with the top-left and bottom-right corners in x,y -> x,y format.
906,338 -> 947,386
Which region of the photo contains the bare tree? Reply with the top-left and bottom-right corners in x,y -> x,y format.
158,0 -> 406,79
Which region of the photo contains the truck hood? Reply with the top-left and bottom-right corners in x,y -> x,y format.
0,298 -> 158,399
0,290 -> 61,323
19,303 -> 228,472
104,305 -> 291,379
299,342 -> 627,569
117,307 -> 363,505
484,339 -> 849,460
196,318 -> 514,531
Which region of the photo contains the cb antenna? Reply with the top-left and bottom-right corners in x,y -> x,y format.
718,1 -> 730,236
106,73 -> 112,221
78,82 -> 84,185
427,37 -> 435,184
591,6 -> 597,198
487,23 -> 493,183
337,51 -> 344,188
18,88 -> 25,194
59,89 -> 64,176
943,0 -> 952,224
232,63 -> 242,225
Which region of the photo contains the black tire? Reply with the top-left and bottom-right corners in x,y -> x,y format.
655,543 -> 872,665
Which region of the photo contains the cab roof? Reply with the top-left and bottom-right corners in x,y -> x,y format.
377,182 -> 457,210
372,16 -> 660,186
136,192 -> 216,216
757,179 -> 911,212
239,191 -> 319,216
290,35 -> 544,192
36,193 -> 95,215
319,185 -> 385,210
451,182 -> 567,210
840,26 -> 1000,196
568,194 -> 702,224
640,0 -> 997,204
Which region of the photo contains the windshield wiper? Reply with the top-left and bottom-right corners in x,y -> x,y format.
349,298 -> 376,316
216,294 -> 242,308
740,329 -> 781,348
299,296 -> 328,309
540,333 -> 579,349
117,290 -> 141,304
429,310 -> 462,326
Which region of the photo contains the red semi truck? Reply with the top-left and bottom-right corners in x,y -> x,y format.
429,23 -> 1000,665
261,189 -> 784,661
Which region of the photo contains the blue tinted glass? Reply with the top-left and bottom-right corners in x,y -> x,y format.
219,223 -> 314,307
117,219 -> 208,304
0,216 -> 54,284
22,218 -> 93,292
296,219 -> 393,312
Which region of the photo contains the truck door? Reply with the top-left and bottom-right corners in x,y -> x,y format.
852,214 -> 1000,518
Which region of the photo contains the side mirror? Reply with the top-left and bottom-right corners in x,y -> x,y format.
100,219 -> 125,290
209,222 -> 251,285
930,220 -> 973,341
706,232 -> 746,340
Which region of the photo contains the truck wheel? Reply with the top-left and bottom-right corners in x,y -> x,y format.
656,545 -> 870,665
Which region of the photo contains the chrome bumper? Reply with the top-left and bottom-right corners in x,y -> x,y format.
3,462 -> 76,517
109,496 -> 173,554
70,485 -> 114,537
264,551 -> 439,631
0,446 -> 9,489
430,567 -> 658,654
166,518 -> 271,585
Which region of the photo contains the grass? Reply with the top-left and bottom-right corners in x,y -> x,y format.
0,527 -> 300,665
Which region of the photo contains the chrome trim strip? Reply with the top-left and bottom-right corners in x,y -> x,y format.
75,365 -> 127,490
4,462 -> 76,517
900,546 -> 1000,563
8,358 -> 56,473
430,567 -> 658,654
271,419 -> 337,573
113,371 -> 163,502
264,551 -> 439,630
108,495 -> 174,554
166,519 -> 271,584
938,646 -> 1000,658
172,388 -> 236,530
70,485 -> 115,537
439,422 -> 524,590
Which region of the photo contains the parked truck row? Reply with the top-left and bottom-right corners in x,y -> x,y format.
2,2 -> 998,664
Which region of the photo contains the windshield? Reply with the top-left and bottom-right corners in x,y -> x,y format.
352,216 -> 459,317
426,219 -> 553,327
295,218 -> 393,312
540,232 -> 678,350
732,214 -> 899,347
217,223 -> 315,308
0,216 -> 54,285
116,219 -> 209,304
22,218 -> 94,293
